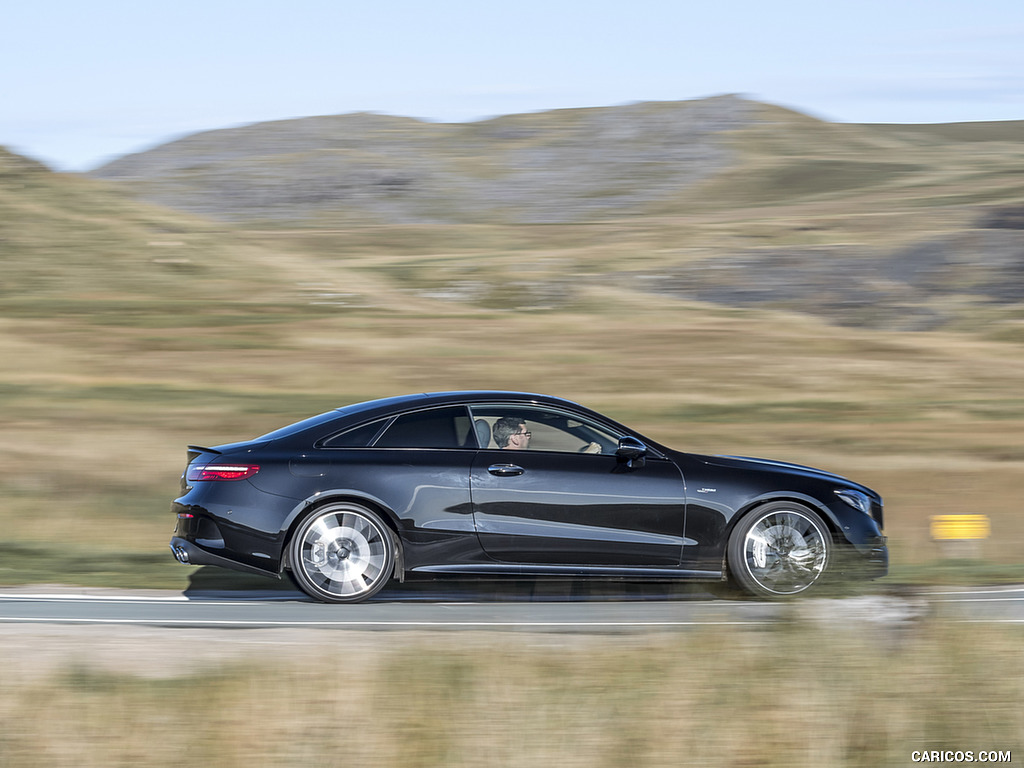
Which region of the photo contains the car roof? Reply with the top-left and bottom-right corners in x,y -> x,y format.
250,390 -> 668,453
335,390 -> 648,439
333,391 -> 576,414
256,392 -> 582,443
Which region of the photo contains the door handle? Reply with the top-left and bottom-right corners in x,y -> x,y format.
488,464 -> 524,477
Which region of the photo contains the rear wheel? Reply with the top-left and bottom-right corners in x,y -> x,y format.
727,502 -> 831,598
288,503 -> 396,603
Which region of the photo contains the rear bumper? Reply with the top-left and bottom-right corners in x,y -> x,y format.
169,537 -> 280,579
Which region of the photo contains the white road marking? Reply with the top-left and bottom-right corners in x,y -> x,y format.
0,593 -> 297,604
0,617 -> 764,628
957,619 -> 1024,624
934,596 -> 1024,602
4,589 -> 1021,628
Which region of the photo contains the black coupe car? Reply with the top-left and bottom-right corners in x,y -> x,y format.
169,391 -> 887,602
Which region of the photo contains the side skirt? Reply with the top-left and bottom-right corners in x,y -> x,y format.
411,564 -> 722,580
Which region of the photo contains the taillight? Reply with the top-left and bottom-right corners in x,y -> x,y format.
186,464 -> 260,482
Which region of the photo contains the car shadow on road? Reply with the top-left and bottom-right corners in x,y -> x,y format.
183,566 -> 718,603
183,567 -> 301,599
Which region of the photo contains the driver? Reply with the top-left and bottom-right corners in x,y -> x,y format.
493,415 -> 601,453
493,416 -> 531,450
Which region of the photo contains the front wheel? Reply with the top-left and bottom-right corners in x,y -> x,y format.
726,502 -> 831,598
288,503 -> 396,603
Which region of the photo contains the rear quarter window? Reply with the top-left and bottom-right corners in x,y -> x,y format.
321,419 -> 388,448
373,407 -> 472,449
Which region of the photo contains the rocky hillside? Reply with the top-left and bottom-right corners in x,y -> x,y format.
65,99 -> 1024,330
89,96 -> 755,224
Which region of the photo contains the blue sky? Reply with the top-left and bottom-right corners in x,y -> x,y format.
2,0 -> 1022,171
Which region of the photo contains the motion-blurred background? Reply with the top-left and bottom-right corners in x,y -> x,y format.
2,3 -> 1023,765
4,95 -> 1023,587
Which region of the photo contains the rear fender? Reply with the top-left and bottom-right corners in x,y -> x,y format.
280,491 -> 404,578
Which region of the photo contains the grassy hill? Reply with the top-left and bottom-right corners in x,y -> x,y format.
89,97 -> 1024,228
2,98 -> 1024,588
87,98 -> 1024,331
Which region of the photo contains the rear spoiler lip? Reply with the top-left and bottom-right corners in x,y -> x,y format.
187,445 -> 223,455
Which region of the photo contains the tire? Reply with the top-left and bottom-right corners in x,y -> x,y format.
726,502 -> 831,599
288,502 -> 396,603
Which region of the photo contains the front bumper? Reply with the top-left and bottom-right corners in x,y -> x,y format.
865,541 -> 889,578
835,537 -> 888,580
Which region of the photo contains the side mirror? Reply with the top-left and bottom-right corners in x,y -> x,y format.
616,436 -> 648,468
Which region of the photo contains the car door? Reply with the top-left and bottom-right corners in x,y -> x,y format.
468,405 -> 686,566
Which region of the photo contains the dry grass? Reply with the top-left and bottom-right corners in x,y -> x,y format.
1,620 -> 1021,767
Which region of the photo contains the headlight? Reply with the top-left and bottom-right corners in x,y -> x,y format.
835,489 -> 872,515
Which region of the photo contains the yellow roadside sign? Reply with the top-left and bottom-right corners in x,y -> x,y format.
930,515 -> 990,541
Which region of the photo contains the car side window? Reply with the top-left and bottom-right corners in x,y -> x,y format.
372,406 -> 472,449
468,405 -> 621,454
321,418 -> 388,448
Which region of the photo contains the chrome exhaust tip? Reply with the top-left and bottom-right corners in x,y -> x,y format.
171,544 -> 191,565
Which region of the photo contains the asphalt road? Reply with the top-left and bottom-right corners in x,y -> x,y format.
2,581 -> 1022,631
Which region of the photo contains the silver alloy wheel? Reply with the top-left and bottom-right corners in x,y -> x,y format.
290,503 -> 394,602
736,507 -> 829,596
